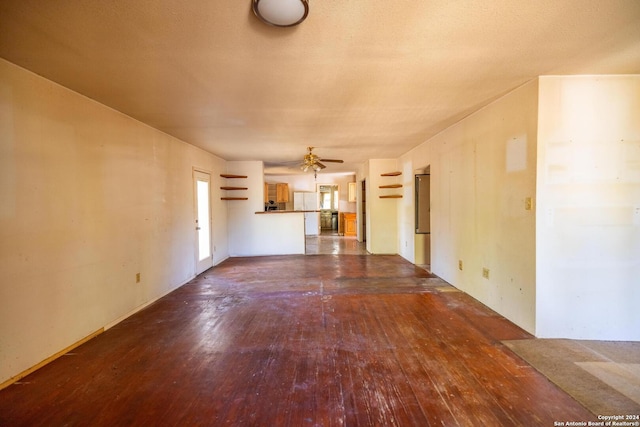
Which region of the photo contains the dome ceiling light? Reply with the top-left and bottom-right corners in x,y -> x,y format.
252,0 -> 309,27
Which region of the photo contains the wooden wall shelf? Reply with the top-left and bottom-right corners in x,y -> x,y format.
221,174 -> 248,200
220,174 -> 247,179
379,171 -> 401,198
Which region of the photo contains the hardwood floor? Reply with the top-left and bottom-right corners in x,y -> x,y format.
0,255 -> 595,426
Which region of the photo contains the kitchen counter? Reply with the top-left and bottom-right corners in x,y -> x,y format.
242,211 -> 306,255
255,210 -> 320,214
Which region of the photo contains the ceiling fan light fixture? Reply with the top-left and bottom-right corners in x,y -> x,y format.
298,146 -> 342,174
252,0 -> 309,27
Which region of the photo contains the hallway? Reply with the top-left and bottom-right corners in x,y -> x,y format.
0,254 -> 595,426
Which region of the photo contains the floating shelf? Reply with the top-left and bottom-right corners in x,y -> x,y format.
220,174 -> 247,179
221,175 -> 248,200
379,172 -> 401,197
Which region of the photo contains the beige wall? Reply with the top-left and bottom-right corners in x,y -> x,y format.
536,75 -> 640,340
0,59 -> 228,384
399,75 -> 640,340
365,159 -> 400,254
399,80 -> 539,333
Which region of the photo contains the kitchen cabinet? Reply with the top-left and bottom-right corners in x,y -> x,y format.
264,183 -> 289,208
344,213 -> 356,236
348,182 -> 356,202
276,183 -> 289,203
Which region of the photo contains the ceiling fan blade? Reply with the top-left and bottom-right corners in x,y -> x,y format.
320,158 -> 344,163
316,162 -> 327,169
265,160 -> 300,166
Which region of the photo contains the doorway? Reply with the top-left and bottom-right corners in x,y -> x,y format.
415,171 -> 431,269
194,170 -> 213,274
361,179 -> 366,242
317,184 -> 339,234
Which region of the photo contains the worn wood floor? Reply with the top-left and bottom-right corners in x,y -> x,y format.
0,255 -> 595,426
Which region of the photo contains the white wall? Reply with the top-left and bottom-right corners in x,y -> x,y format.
399,81 -> 539,333
227,162 -> 305,256
536,75 -> 640,340
0,59 -> 229,384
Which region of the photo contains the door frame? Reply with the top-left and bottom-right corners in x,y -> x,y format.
414,167 -> 431,268
193,168 -> 213,274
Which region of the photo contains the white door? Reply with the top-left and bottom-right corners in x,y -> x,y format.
194,170 -> 213,274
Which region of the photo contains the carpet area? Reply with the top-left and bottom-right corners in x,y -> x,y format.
503,339 -> 640,416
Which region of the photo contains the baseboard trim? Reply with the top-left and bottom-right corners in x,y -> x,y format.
104,275 -> 196,330
214,255 -> 229,267
1,274 -> 200,391
0,328 -> 104,391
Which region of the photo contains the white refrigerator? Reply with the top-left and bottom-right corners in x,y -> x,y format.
293,192 -> 320,236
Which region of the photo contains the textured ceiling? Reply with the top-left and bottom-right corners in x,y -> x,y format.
1,0 -> 639,175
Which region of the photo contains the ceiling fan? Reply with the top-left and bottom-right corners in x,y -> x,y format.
300,146 -> 344,172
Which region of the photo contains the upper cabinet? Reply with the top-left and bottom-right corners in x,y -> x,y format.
348,182 -> 357,202
276,183 -> 289,203
265,183 -> 290,205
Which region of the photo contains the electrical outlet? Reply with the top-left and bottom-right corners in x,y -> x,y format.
458,260 -> 463,270
525,197 -> 533,211
136,273 -> 141,283
482,268 -> 490,279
